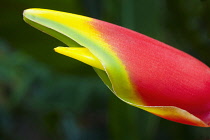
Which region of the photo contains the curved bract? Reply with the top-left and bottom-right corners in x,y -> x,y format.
23,8 -> 210,127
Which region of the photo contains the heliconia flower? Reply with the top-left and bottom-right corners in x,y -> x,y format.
23,8 -> 210,127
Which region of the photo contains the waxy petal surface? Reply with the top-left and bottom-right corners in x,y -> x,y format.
23,8 -> 210,127
54,47 -> 104,70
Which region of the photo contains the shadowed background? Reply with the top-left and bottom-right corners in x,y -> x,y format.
0,0 -> 210,140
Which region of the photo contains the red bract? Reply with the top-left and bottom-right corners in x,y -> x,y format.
93,20 -> 210,126
23,8 -> 210,127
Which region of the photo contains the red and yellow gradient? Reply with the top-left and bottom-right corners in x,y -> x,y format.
23,8 -> 210,127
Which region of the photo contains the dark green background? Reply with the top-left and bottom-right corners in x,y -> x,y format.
0,0 -> 210,140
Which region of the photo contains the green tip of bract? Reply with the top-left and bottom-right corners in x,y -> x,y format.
23,8 -> 40,21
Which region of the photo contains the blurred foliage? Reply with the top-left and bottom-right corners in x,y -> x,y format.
0,0 -> 210,140
0,40 -> 110,140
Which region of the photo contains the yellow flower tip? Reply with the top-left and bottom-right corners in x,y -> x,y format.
54,47 -> 104,70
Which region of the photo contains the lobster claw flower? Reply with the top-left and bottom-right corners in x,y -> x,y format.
23,8 -> 210,127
